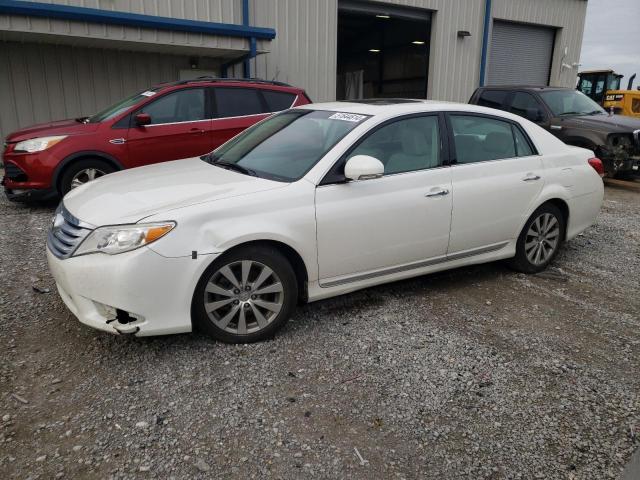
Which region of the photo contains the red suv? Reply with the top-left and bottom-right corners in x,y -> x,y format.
2,78 -> 311,201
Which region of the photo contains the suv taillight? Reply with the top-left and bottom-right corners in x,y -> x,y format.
588,157 -> 605,177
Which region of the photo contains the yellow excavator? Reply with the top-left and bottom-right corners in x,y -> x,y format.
577,69 -> 640,118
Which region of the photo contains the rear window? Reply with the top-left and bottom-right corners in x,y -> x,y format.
214,88 -> 264,118
262,90 -> 296,112
476,90 -> 508,110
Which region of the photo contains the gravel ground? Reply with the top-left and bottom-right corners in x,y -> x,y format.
1,183 -> 639,479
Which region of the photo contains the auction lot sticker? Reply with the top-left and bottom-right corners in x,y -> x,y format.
328,112 -> 367,122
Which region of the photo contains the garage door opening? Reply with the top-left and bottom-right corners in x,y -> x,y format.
487,21 -> 556,86
337,1 -> 431,100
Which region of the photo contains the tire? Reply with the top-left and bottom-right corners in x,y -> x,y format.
192,245 -> 298,343
508,203 -> 565,274
58,158 -> 115,196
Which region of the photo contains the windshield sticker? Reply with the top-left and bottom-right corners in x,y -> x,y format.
328,112 -> 367,122
141,91 -> 157,97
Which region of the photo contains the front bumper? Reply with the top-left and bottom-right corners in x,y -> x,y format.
3,185 -> 57,202
46,245 -> 218,337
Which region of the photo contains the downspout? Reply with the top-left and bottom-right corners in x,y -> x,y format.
478,0 -> 492,86
242,0 -> 256,79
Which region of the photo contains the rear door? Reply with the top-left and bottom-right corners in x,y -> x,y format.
446,113 -> 544,254
210,87 -> 271,148
126,87 -> 213,167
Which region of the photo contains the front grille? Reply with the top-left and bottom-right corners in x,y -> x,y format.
47,204 -> 94,259
4,162 -> 28,182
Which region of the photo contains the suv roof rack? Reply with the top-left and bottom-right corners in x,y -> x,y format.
169,76 -> 292,87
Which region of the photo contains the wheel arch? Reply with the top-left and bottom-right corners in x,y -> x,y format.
207,239 -> 310,303
543,198 -> 570,240
53,151 -> 124,193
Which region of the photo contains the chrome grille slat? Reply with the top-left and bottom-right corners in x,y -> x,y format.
53,228 -> 76,246
47,204 -> 94,259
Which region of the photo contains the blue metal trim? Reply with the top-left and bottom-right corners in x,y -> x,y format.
0,0 -> 276,40
241,0 -> 256,79
479,0 -> 492,87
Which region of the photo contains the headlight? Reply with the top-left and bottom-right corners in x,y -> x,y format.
73,222 -> 176,256
14,135 -> 67,153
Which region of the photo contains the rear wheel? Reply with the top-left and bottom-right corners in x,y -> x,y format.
59,158 -> 115,196
508,203 -> 564,273
192,245 -> 298,343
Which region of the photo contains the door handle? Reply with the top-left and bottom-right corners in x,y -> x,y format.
522,174 -> 541,182
425,188 -> 450,197
190,128 -> 205,134
550,125 -> 563,130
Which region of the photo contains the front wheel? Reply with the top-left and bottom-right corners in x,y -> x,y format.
508,203 -> 565,274
59,158 -> 115,196
192,245 -> 298,343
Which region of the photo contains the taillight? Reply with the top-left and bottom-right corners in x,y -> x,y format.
588,157 -> 605,177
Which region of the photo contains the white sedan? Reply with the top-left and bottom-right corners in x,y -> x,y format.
46,100 -> 604,342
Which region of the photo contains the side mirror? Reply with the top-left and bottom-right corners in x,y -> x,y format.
524,107 -> 543,122
344,155 -> 384,181
134,113 -> 152,126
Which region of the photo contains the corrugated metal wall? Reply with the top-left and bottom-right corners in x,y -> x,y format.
0,0 -> 588,139
248,0 -> 338,103
250,0 -> 586,103
0,0 -> 248,54
0,41 -> 218,140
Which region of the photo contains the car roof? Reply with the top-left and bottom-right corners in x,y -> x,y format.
153,77 -> 305,92
477,85 -> 570,92
295,99 -> 521,119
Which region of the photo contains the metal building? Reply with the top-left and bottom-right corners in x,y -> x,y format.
0,0 -> 588,141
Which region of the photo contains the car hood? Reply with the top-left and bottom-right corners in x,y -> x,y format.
5,119 -> 100,142
561,113 -> 640,132
63,158 -> 288,225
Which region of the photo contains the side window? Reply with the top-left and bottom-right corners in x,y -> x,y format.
450,115 -> 516,163
512,125 -> 534,157
476,90 -> 508,110
348,116 -> 440,175
214,88 -> 264,117
262,90 -> 296,112
139,88 -> 205,125
509,92 -> 544,121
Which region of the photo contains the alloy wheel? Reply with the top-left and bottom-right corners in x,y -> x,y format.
70,168 -> 106,189
525,212 -> 560,266
203,260 -> 284,335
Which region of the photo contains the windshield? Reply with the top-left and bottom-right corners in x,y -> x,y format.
87,88 -> 164,123
539,90 -> 605,116
203,110 -> 370,182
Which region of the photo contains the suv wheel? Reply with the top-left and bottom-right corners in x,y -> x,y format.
192,245 -> 298,343
508,203 -> 565,274
59,159 -> 115,196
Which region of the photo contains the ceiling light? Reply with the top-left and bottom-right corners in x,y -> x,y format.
369,49 -> 381,53
412,41 -> 425,45
375,14 -> 390,19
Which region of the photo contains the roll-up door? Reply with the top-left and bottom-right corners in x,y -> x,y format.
487,21 -> 555,86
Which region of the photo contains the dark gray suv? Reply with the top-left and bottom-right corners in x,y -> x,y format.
469,86 -> 640,177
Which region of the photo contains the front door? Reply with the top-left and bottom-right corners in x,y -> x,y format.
446,113 -> 544,253
127,87 -> 213,167
315,115 -> 453,283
